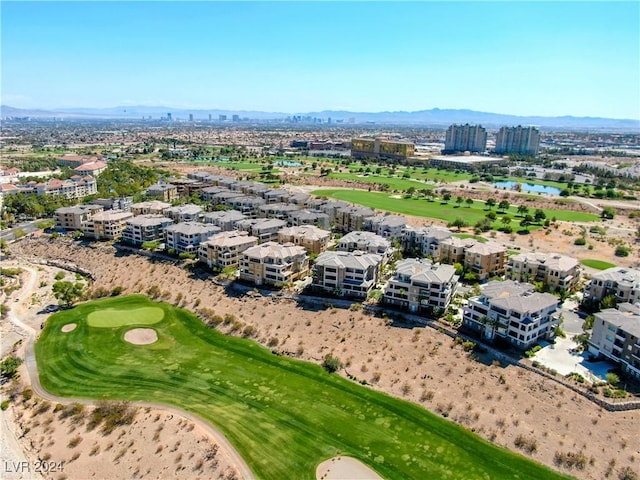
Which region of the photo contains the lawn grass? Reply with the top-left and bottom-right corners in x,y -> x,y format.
87,306 -> 164,328
580,259 -> 617,270
453,234 -> 489,243
37,296 -> 568,480
328,172 -> 432,191
312,189 -> 600,225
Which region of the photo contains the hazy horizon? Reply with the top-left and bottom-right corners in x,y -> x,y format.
2,2 -> 639,120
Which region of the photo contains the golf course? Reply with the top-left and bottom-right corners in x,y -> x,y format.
36,295 -> 569,480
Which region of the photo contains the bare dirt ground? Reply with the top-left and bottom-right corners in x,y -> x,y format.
6,237 -> 640,480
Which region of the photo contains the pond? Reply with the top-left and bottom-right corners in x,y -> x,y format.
493,181 -> 561,195
275,160 -> 302,167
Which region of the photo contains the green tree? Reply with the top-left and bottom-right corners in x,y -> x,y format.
517,205 -> 529,216
442,193 -> 451,203
605,372 -> 619,387
501,216 -> 512,228
465,198 -> 474,207
601,294 -> 618,310
498,200 -> 510,211
52,281 -> 85,306
486,198 -> 496,209
534,209 -> 546,222
455,196 -> 463,207
601,207 -> 615,219
451,217 -> 468,231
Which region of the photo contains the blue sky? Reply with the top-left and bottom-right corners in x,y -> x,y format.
2,1 -> 639,119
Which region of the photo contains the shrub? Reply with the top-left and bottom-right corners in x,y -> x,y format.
322,354 -> 342,373
241,325 -> 256,338
54,271 -> 65,280
1,400 -> 9,411
574,237 -> 586,246
606,372 -> 620,386
514,434 -> 538,454
553,451 -> 588,470
615,246 -> 630,257
0,356 -> 23,378
110,286 -> 124,296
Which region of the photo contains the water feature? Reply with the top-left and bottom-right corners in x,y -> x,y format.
275,160 -> 302,167
493,181 -> 561,195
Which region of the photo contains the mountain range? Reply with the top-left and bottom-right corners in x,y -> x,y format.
2,105 -> 638,131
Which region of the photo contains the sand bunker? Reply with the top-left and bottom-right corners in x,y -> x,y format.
124,328 -> 158,345
61,323 -> 77,333
316,456 -> 383,480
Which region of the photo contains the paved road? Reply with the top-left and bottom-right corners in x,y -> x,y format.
0,220 -> 48,243
7,264 -> 257,480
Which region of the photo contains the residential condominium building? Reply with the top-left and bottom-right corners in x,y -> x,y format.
239,242 -> 309,287
439,237 -> 477,264
146,181 -> 178,202
200,186 -> 230,202
198,231 -> 258,270
443,124 -> 487,154
583,267 -> 640,305
335,206 -> 375,232
164,204 -> 203,222
227,195 -> 266,218
55,205 -> 104,230
236,218 -> 287,243
383,258 -> 458,314
588,303 -> 640,379
351,138 -> 415,161
337,231 -> 391,257
258,203 -> 300,220
287,209 -> 330,230
402,225 -> 452,258
164,222 -> 221,254
463,241 -> 507,281
312,251 -> 383,299
29,176 -> 97,199
494,126 -> 540,156
201,210 -> 248,231
364,215 -> 406,241
122,215 -> 174,246
73,160 -> 107,176
507,252 -> 581,292
277,225 -> 331,254
463,280 -> 561,349
89,197 -> 133,212
84,210 -> 134,240
130,201 -> 171,216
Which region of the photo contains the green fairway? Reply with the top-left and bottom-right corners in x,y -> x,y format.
312,189 -> 600,225
37,296 -> 567,480
86,306 -> 165,328
328,172 -> 432,191
580,259 -> 617,270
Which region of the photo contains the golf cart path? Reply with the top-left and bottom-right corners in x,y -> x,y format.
11,264 -> 257,480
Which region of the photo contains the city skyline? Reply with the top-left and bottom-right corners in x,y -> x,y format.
2,2 -> 639,120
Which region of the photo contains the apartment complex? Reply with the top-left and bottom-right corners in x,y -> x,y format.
312,251 -> 383,299
277,225 -> 331,254
337,231 -> 391,257
383,259 -> 458,313
164,204 -> 203,222
236,218 -> 287,243
583,267 -> 640,305
122,215 -> 173,246
335,206 -> 375,232
462,241 -> 507,281
287,209 -> 330,229
364,215 -> 406,240
402,225 -> 452,258
463,280 -> 561,349
198,231 -> 258,269
201,210 -> 248,231
507,252 -> 580,292
494,126 -> 540,156
55,205 -> 103,230
588,304 -> 640,379
84,210 -> 133,240
146,181 -> 178,202
130,201 -> 171,216
164,222 -> 221,254
351,138 -> 415,161
239,242 -> 309,287
443,124 -> 487,154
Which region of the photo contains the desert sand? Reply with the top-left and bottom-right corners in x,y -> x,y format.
5,237 -> 640,480
124,328 -> 158,345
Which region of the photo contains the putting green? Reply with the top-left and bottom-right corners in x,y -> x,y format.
87,306 -> 164,328
37,296 -> 570,480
